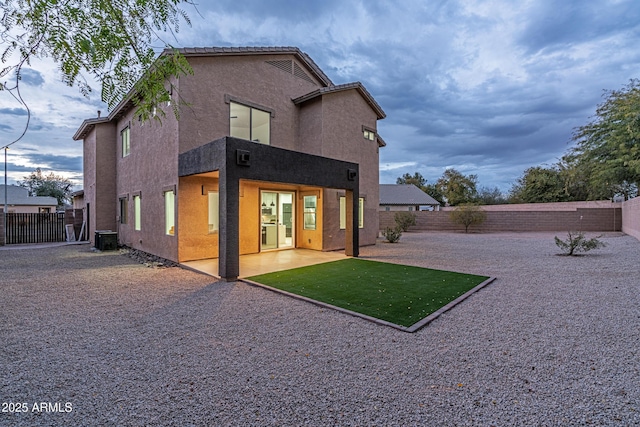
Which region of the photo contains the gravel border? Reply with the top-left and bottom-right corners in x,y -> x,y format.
241,276 -> 497,333
1,232 -> 638,426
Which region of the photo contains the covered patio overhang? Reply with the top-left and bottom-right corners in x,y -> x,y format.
179,137 -> 360,281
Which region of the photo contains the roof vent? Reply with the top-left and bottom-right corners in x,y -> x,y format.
266,59 -> 315,84
266,59 -> 293,74
293,62 -> 315,84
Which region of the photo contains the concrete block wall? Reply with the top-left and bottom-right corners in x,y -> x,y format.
380,204 -> 622,233
0,208 -> 4,246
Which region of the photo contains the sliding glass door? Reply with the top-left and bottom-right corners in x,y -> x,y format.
260,191 -> 294,250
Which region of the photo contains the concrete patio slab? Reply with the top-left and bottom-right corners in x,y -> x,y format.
181,248 -> 348,278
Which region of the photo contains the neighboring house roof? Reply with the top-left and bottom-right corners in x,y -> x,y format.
292,82 -> 386,120
73,46 -> 385,140
379,184 -> 440,206
0,185 -> 58,206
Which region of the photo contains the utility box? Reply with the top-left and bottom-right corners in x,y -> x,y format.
95,230 -> 118,251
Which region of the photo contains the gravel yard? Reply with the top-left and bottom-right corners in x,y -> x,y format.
1,232 -> 638,426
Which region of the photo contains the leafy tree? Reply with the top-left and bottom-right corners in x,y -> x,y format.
477,186 -> 507,205
396,172 -> 427,189
508,166 -> 568,203
0,0 -> 195,123
448,204 -> 486,233
436,168 -> 478,206
568,79 -> 640,200
423,183 -> 445,206
18,168 -> 72,206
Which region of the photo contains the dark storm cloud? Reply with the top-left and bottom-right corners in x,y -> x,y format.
19,153 -> 82,173
518,0 -> 640,54
6,0 -> 638,192
209,0 -> 341,20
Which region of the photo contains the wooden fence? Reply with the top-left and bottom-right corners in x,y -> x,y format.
5,212 -> 66,244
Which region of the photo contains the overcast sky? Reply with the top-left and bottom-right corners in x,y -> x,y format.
1,0 -> 639,193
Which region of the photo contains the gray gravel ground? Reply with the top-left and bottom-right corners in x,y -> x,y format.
1,232 -> 638,426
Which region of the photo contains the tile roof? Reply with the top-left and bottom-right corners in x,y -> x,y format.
0,185 -> 58,206
169,46 -> 334,87
379,184 -> 440,206
292,82 -> 386,120
73,47 -> 386,140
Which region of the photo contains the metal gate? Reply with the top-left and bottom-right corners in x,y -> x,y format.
5,213 -> 66,244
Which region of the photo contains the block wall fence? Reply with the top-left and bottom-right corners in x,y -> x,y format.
380,201 -> 630,235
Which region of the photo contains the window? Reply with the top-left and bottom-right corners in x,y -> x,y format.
230,101 -> 270,145
121,126 -> 130,157
119,197 -> 128,224
340,197 -> 364,229
208,191 -> 219,233
164,190 -> 175,235
363,129 -> 375,141
303,195 -> 317,230
133,194 -> 141,231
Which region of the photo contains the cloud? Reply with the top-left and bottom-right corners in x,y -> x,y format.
2,0 -> 640,194
19,68 -> 45,86
0,107 -> 28,116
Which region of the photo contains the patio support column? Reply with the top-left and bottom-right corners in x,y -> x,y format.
218,171 -> 240,281
345,188 -> 359,257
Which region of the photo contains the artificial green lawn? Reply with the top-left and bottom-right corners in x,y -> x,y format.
246,258 -> 490,328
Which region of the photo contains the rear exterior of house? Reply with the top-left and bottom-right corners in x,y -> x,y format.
74,47 -> 386,279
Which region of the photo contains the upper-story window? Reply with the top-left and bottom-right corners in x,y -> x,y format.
121,126 -> 131,157
363,129 -> 375,141
230,101 -> 270,145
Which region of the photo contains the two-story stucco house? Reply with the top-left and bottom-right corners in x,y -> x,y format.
73,47 -> 385,280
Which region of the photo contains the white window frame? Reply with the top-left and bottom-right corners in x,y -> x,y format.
164,190 -> 175,236
133,194 -> 141,231
208,191 -> 219,233
340,197 -> 364,229
229,101 -> 271,145
121,126 -> 130,157
303,195 -> 317,230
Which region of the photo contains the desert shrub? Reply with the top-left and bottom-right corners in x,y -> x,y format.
394,212 -> 417,232
383,226 -> 403,243
448,204 -> 486,233
554,231 -> 607,256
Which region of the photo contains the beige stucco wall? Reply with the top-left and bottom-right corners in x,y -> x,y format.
4,205 -> 57,214
83,122 -> 117,244
114,104 -> 179,261
380,205 -> 421,212
176,55 -> 322,154
178,175 -> 218,262
315,90 -> 380,250
622,197 -> 640,241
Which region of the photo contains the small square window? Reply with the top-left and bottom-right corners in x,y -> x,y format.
363,129 -> 375,141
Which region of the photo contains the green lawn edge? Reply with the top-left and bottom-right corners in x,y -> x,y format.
245,258 -> 490,328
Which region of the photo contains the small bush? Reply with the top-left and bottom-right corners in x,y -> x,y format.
383,226 -> 403,243
448,204 -> 486,233
554,231 -> 607,256
394,212 -> 417,232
